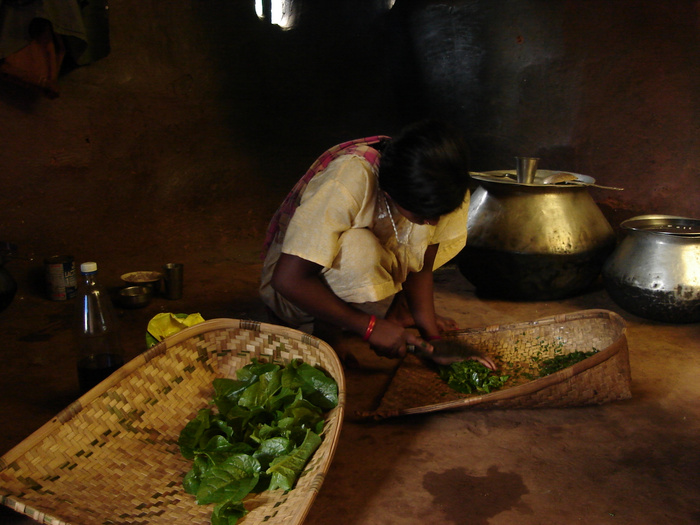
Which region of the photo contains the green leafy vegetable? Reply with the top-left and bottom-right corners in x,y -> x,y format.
281,359 -> 339,410
178,359 -> 338,524
451,342 -> 600,393
196,454 -> 261,505
537,350 -> 599,377
267,428 -> 322,491
211,501 -> 247,525
439,361 -> 510,395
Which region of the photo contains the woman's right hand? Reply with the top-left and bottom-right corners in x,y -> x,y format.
272,255 -> 425,360
367,318 -> 424,359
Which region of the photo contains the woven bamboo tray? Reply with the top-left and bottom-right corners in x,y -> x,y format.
363,309 -> 631,420
0,319 -> 346,525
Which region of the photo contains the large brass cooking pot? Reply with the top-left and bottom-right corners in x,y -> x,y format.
602,215 -> 700,323
458,170 -> 616,300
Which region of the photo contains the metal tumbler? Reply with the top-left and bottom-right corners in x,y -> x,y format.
163,263 -> 184,300
516,157 -> 539,184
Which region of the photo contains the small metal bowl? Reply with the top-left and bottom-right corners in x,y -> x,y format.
121,271 -> 163,294
119,285 -> 152,309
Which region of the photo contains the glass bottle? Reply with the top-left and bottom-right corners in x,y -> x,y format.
74,261 -> 124,393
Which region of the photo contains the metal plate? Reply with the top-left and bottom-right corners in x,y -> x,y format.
121,270 -> 163,283
470,170 -> 596,186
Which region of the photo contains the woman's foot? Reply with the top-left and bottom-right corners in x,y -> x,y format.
384,292 -> 415,327
436,314 -> 459,332
384,292 -> 459,332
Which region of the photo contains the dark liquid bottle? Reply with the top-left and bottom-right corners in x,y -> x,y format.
75,262 -> 125,394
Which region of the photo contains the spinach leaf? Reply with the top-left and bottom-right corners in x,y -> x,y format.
267,429 -> 322,491
211,501 -> 247,525
236,361 -> 280,383
179,359 -> 338,523
238,370 -> 282,411
253,436 -> 294,471
277,395 -> 324,436
196,453 -> 261,505
249,423 -> 282,444
212,378 -> 254,415
219,405 -> 263,436
178,408 -> 213,460
199,435 -> 246,455
183,454 -> 211,495
281,360 -> 339,410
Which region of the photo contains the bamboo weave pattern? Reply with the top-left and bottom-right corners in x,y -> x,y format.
0,319 -> 346,525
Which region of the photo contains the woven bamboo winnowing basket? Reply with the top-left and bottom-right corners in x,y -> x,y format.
0,319 -> 345,525
363,309 -> 631,420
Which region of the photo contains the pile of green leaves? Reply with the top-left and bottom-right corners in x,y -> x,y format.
438,360 -> 510,395
537,350 -> 599,377
178,359 -> 339,525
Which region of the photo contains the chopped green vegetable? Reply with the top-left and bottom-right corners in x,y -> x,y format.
537,350 -> 599,377
178,359 -> 338,524
438,361 -> 510,394
459,342 -> 600,393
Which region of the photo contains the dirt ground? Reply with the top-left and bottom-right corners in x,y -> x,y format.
1,226 -> 699,524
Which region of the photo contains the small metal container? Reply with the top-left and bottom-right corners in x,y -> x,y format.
121,271 -> 163,295
45,255 -> 77,301
118,285 -> 152,309
602,215 -> 700,323
162,263 -> 184,300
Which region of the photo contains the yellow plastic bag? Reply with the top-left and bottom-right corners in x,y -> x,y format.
146,312 -> 206,348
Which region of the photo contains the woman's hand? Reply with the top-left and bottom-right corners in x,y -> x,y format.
436,314 -> 459,332
464,353 -> 497,371
272,253 -> 450,361
273,254 -> 425,358
366,318 -> 425,359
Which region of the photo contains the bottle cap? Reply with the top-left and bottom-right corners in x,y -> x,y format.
80,262 -> 98,273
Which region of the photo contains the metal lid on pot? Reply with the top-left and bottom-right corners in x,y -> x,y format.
621,215 -> 700,236
470,170 -> 596,186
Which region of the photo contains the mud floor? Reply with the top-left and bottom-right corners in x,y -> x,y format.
1,235 -> 698,524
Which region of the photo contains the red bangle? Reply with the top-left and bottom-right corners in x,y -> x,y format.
427,335 -> 442,341
363,315 -> 377,341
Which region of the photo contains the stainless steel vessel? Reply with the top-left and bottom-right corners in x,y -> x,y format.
458,170 -> 616,300
602,215 -> 700,323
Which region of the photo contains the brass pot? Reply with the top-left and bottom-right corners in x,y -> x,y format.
458,170 -> 616,300
602,215 -> 700,323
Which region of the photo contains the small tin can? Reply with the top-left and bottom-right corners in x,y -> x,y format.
45,255 -> 77,301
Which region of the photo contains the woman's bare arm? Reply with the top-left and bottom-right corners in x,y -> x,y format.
271,253 -> 424,357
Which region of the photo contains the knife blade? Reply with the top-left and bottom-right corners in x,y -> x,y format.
407,338 -> 496,369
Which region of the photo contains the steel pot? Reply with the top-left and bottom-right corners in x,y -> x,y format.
602,215 -> 700,323
458,170 -> 616,300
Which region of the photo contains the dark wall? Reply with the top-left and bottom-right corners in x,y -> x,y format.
0,0 -> 697,270
381,0 -> 699,223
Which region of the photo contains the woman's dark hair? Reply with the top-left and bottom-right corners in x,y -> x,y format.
378,120 -> 470,219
